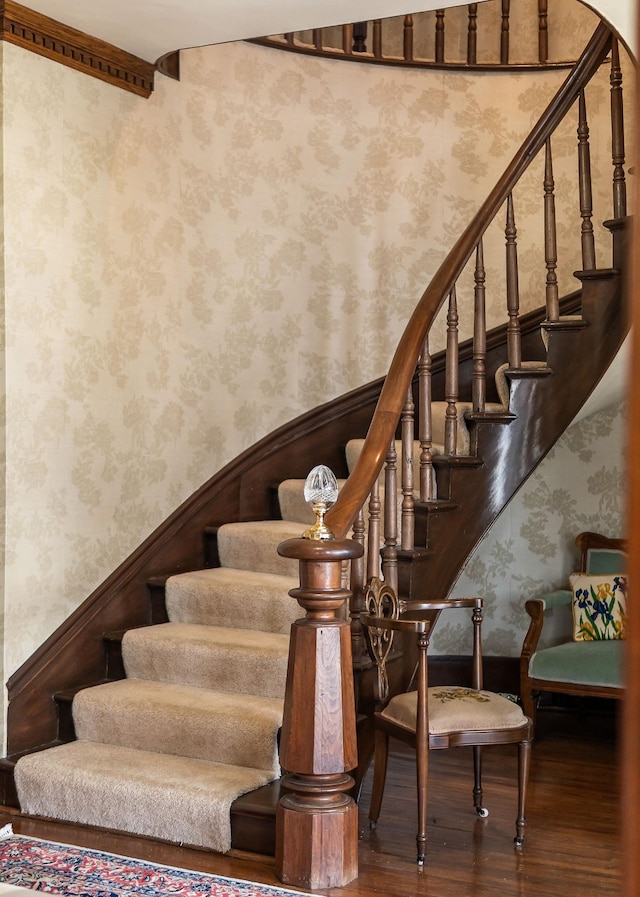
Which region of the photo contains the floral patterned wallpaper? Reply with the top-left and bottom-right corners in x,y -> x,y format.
0,0 -> 631,747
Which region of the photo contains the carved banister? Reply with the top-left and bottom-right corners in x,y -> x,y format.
435,10 -> 445,64
472,240 -> 487,413
372,19 -> 382,59
382,441 -> 399,592
500,0 -> 510,65
444,287 -> 460,454
610,38 -> 627,220
538,0 -> 549,64
403,14 -> 414,63
505,193 -> 522,369
418,337 -> 434,501
353,21 -> 367,54
467,4 -> 478,66
324,23 -> 612,541
401,387 -> 415,550
577,88 -> 596,271
544,138 -> 560,322
367,481 -> 382,580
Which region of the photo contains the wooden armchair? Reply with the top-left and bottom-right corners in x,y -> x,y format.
362,587 -> 532,866
520,531 -> 627,726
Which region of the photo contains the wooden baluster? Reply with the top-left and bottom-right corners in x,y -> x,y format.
435,10 -> 445,64
367,480 -> 382,581
610,38 -> 627,220
401,387 -> 415,551
403,15 -> 414,62
444,286 -> 460,455
342,24 -> 353,56
353,21 -> 367,53
349,507 -> 367,663
284,32 -> 295,46
467,4 -> 478,65
577,89 -> 596,271
544,138 -> 560,322
372,19 -> 383,59
472,239 -> 487,413
382,440 -> 398,593
418,337 -> 434,502
505,193 -> 522,368
538,0 -> 548,64
312,29 -> 323,51
501,0 -> 510,65
276,537 -> 361,889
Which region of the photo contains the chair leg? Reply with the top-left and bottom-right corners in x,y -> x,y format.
473,745 -> 489,817
416,735 -> 429,865
369,728 -> 390,829
515,736 -> 532,846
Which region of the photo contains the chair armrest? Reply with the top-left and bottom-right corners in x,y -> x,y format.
521,590 -> 572,671
525,590 -> 572,613
362,596 -> 482,634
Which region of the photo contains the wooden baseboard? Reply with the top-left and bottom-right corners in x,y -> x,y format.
0,1 -> 155,97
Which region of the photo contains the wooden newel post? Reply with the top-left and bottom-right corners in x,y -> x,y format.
275,536 -> 363,890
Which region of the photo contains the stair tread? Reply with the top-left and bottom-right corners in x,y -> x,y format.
73,679 -> 283,770
14,740 -> 277,854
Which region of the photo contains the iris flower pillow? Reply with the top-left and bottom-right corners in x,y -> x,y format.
570,572 -> 627,641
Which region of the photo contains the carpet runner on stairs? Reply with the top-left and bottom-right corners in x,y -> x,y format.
13,409 -> 476,854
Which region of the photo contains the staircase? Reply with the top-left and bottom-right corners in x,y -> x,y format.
0,18 -> 630,867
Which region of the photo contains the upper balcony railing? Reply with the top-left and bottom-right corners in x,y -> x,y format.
251,1 -> 585,71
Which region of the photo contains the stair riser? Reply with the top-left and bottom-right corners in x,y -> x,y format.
72,685 -> 283,771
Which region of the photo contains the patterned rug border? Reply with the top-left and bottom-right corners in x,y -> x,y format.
0,831 -> 309,897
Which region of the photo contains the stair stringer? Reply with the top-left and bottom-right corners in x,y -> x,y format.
403,264 -> 627,605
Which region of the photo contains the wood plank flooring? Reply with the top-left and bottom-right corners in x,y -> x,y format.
0,706 -> 620,896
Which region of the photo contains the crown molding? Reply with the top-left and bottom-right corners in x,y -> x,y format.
0,1 -> 155,97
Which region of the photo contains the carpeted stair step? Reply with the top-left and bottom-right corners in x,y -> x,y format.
72,679 -> 283,770
122,623 -> 289,699
277,478 -> 347,525
14,740 -> 276,853
216,519 -> 305,576
165,567 -> 300,633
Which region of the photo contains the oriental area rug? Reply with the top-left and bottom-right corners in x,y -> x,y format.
0,832 -> 306,897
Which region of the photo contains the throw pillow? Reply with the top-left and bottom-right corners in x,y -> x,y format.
570,572 -> 627,641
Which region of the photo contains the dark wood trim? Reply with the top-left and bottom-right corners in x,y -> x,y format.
155,49 -> 180,81
0,1 -> 155,97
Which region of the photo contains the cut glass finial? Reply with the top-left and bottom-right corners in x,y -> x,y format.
302,464 -> 339,540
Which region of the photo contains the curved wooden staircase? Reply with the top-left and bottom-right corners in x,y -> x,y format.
0,18 -> 630,870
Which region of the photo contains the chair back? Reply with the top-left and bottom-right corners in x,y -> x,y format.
577,532 -> 627,575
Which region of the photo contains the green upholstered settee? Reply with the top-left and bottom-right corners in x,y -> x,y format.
519,532 -> 627,725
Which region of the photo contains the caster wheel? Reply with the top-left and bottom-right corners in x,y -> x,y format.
476,807 -> 489,818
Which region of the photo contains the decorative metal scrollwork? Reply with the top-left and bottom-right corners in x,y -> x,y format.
364,576 -> 400,703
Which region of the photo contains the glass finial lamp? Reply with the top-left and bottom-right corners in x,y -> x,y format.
302,464 -> 339,540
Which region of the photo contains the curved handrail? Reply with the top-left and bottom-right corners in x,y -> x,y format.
325,22 -> 612,540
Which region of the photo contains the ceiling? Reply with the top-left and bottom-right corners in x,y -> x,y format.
22,0 -> 480,64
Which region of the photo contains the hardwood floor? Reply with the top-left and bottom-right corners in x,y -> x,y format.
0,706 -> 620,896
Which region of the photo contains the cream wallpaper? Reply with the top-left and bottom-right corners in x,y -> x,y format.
0,0 -> 630,746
